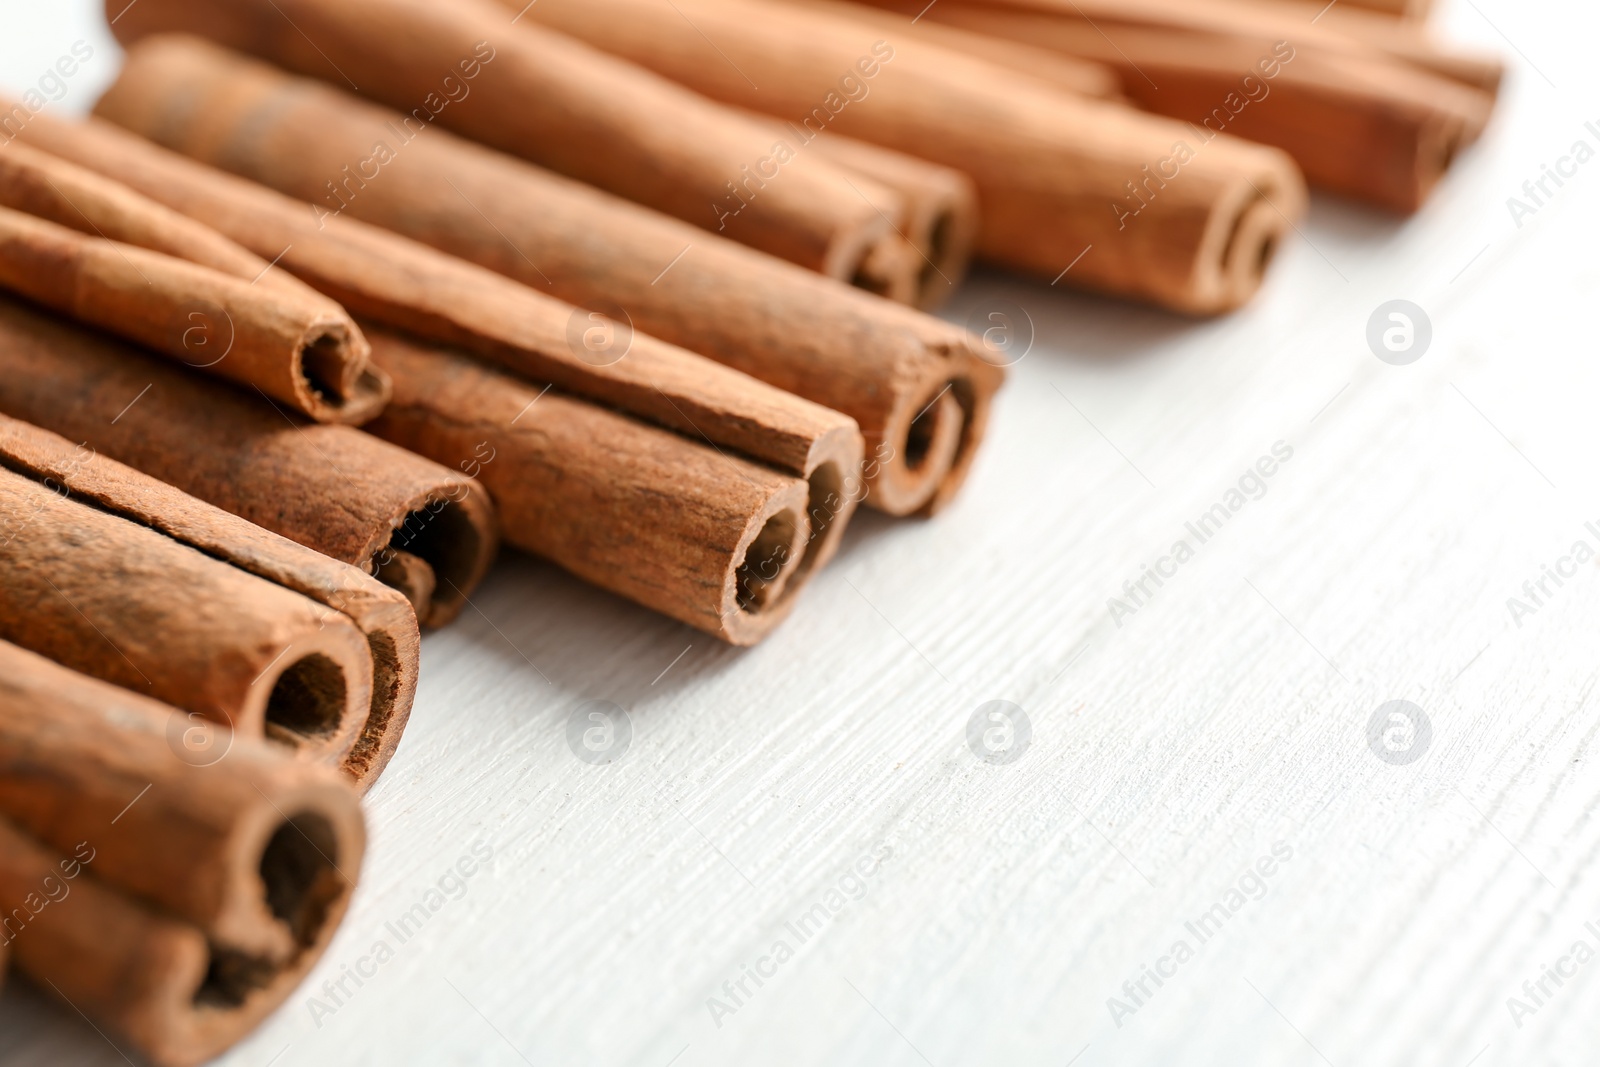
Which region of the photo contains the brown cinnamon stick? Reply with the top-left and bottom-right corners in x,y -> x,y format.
0,296 -> 498,627
0,638 -> 363,963
0,465 -> 372,764
747,111 -> 980,310
10,109 -> 870,537
107,0 -> 925,300
1264,0 -> 1502,93
490,0 -> 1308,313
793,0 -> 1122,98
869,0 -> 1494,212
0,206 -> 387,424
368,331 -> 820,644
82,42 -> 998,513
0,413 -> 420,791
0,138 -> 307,301
0,641 -> 364,1066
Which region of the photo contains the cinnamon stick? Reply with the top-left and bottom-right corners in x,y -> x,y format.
0,641 -> 365,1066
0,296 -> 498,627
747,111 -> 980,310
1263,0 -> 1502,93
0,638 -> 363,962
0,413 -> 420,791
0,206 -> 387,425
488,0 -> 1308,313
107,0 -> 925,301
0,465 -> 373,764
0,138 -> 308,301
82,43 -> 998,514
793,0 -> 1122,99
367,331 -> 819,644
10,109 -> 869,537
867,0 -> 1494,212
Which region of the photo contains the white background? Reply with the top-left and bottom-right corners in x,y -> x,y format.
2,1 -> 1598,1064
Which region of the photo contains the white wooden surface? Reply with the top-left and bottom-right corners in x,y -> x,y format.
4,2 -> 1599,1064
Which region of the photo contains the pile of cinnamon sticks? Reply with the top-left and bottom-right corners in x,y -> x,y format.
0,0 -> 1495,1058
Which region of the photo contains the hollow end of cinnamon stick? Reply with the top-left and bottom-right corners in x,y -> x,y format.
292,318 -> 393,425
6,806 -> 359,1067
372,483 -> 498,628
0,464 -> 375,769
0,642 -> 367,1066
867,354 -> 1000,517
0,154 -> 388,425
721,481 -> 812,645
0,412 -> 420,794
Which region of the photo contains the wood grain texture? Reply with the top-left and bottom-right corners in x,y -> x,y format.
2,2 -> 1597,1065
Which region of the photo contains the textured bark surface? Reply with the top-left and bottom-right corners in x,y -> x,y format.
0,206 -> 386,423
0,413 -> 419,791
106,0 -> 912,290
0,297 -> 497,627
490,0 -> 1308,314
0,138 -> 308,301
367,331 -> 819,645
0,650 -> 364,1067
86,45 -> 998,514
0,638 -> 364,964
876,0 -> 1494,212
10,109 -> 875,523
0,467 -> 374,764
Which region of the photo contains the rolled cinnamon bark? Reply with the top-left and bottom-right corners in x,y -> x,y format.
868,0 -> 1494,212
0,296 -> 498,627
0,655 -> 364,1066
0,206 -> 386,424
0,413 -> 420,791
82,43 -> 998,513
490,0 -> 1307,313
1265,0 -> 1502,93
106,0 -> 922,300
368,331 -> 818,644
0,638 -> 364,966
792,0 -> 1122,98
10,108 -> 867,543
746,111 -> 979,310
0,466 -> 372,764
0,138 -> 308,301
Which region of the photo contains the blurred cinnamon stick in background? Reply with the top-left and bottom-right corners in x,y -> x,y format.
368,332 -> 824,645
743,110 -> 980,310
0,639 -> 365,1066
0,297 -> 498,627
36,49 -> 996,517
476,0 -> 1306,313
105,0 -> 934,303
849,0 -> 1495,212
0,414 -> 420,789
793,0 -> 1122,99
